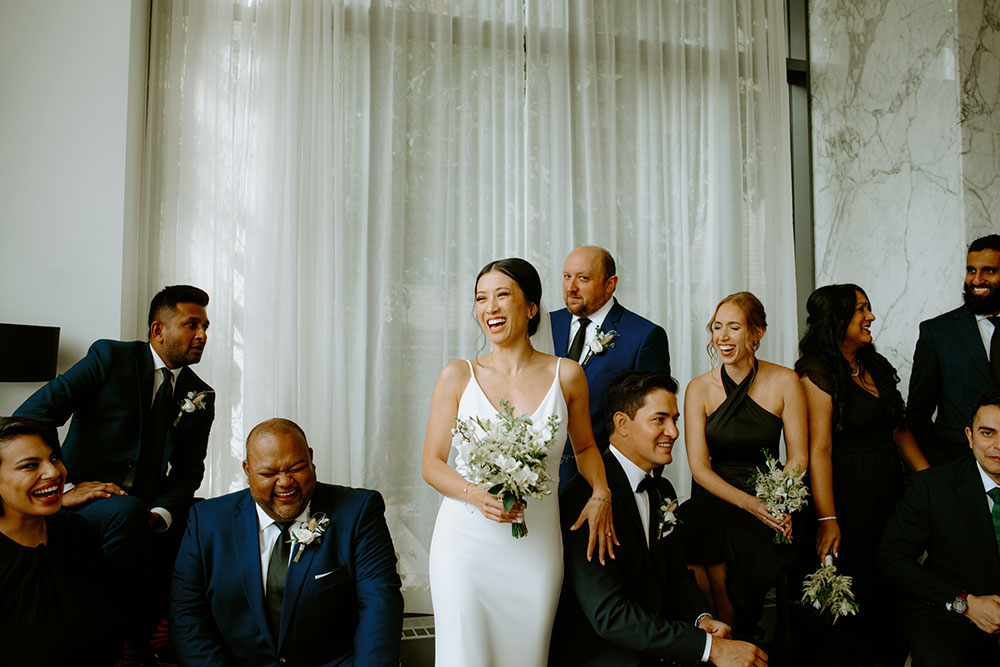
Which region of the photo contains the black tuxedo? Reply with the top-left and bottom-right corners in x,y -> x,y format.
550,451 -> 710,666
907,306 -> 996,464
877,458 -> 1000,664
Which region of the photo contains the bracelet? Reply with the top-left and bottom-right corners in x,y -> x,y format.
463,484 -> 471,495
589,496 -> 612,505
817,516 -> 837,521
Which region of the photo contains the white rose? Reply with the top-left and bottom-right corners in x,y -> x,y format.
181,398 -> 196,412
292,527 -> 317,545
588,338 -> 604,353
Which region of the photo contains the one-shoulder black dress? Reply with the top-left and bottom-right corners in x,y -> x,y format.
677,364 -> 797,633
795,355 -> 905,664
0,511 -> 120,665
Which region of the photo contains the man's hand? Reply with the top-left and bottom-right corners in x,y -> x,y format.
147,511 -> 166,531
708,637 -> 768,666
61,481 -> 126,507
965,594 -> 1000,634
697,616 -> 732,638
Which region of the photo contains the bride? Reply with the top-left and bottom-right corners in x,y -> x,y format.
422,257 -> 615,666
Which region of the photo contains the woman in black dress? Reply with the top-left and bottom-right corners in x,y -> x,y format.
795,284 -> 929,666
680,291 -> 809,637
0,417 -> 119,665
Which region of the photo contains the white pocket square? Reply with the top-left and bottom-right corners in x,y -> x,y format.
314,571 -> 334,580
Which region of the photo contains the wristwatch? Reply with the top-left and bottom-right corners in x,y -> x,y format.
951,592 -> 969,615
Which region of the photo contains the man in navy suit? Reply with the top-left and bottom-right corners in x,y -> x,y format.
551,246 -> 670,488
551,371 -> 766,666
908,235 -> 1000,464
15,284 -> 214,656
878,390 -> 1000,665
171,418 -> 403,666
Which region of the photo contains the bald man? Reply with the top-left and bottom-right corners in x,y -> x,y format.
552,246 -> 670,489
171,418 -> 403,666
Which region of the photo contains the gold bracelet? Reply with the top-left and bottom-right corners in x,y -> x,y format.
589,496 -> 612,505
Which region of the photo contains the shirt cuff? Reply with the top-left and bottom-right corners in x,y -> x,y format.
63,481 -> 75,493
151,507 -> 173,532
701,634 -> 712,663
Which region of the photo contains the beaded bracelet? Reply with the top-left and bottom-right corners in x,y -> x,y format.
589,496 -> 612,505
817,516 -> 838,521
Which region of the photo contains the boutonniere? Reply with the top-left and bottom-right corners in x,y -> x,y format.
173,390 -> 213,426
656,497 -> 680,539
581,327 -> 619,366
291,512 -> 330,562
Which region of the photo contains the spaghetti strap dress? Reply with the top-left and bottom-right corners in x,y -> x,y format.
676,364 -> 797,634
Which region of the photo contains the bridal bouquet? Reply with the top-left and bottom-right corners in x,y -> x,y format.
801,554 -> 859,624
750,449 -> 809,544
452,400 -> 560,538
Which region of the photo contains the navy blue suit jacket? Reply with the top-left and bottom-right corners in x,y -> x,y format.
551,299 -> 670,487
906,306 -> 996,461
550,452 -> 709,666
171,483 -> 403,667
14,339 -> 214,515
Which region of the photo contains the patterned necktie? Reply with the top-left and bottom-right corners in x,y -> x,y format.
567,318 -> 591,362
989,317 -> 1000,385
266,522 -> 292,636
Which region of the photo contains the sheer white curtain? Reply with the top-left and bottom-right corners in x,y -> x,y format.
138,0 -> 793,610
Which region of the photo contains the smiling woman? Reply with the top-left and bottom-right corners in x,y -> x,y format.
0,417 -> 120,664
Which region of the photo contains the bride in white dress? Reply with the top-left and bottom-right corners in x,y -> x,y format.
422,258 -> 616,666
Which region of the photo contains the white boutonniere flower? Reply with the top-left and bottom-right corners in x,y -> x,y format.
581,327 -> 619,366
291,512 -> 331,562
173,390 -> 213,426
656,497 -> 680,539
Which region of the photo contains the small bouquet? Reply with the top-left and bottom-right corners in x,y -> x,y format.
291,512 -> 330,562
581,326 -> 619,366
801,554 -> 859,624
750,449 -> 808,543
452,400 -> 560,538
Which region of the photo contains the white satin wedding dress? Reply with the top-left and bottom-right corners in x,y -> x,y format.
429,358 -> 569,666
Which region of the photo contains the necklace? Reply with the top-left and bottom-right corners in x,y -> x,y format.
849,362 -> 861,377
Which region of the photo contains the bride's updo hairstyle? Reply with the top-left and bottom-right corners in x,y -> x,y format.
476,258 -> 543,336
706,291 -> 767,361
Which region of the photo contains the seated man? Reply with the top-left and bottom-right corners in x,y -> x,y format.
14,284 -> 214,658
171,418 -> 404,666
878,389 -> 1000,665
551,371 -> 767,666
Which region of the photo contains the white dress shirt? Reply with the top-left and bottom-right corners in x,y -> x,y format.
567,297 -> 616,363
608,445 -> 712,661
255,502 -> 311,591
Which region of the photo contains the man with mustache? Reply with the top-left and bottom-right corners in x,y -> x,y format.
15,284 -> 214,664
908,235 -> 1000,464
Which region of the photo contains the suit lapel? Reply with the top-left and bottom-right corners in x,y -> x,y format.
955,459 -> 1000,585
603,451 -> 659,577
582,300 -> 624,370
552,310 -> 570,357
954,308 -> 996,388
234,493 -> 277,652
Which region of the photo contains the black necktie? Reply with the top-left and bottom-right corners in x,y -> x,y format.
567,318 -> 591,362
133,368 -> 173,501
266,522 -> 292,636
989,317 -> 1000,384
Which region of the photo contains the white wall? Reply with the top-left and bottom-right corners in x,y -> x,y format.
0,0 -> 148,413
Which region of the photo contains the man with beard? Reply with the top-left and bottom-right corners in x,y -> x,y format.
908,235 -> 1000,464
15,284 -> 214,663
171,418 -> 403,665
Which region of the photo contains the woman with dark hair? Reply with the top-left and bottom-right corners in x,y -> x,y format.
678,291 -> 809,638
795,284 -> 928,666
0,416 -> 119,664
422,258 -> 614,666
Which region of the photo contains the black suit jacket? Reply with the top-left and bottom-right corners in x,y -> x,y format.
907,306 -> 996,457
550,451 -> 710,667
877,457 -> 1000,608
171,483 -> 403,666
15,339 -> 214,515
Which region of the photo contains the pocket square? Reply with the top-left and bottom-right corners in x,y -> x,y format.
314,571 -> 335,580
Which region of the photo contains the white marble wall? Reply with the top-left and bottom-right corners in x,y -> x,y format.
810,0 -> 967,390
959,0 -> 1000,238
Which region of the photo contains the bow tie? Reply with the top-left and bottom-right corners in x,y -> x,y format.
636,475 -> 656,494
